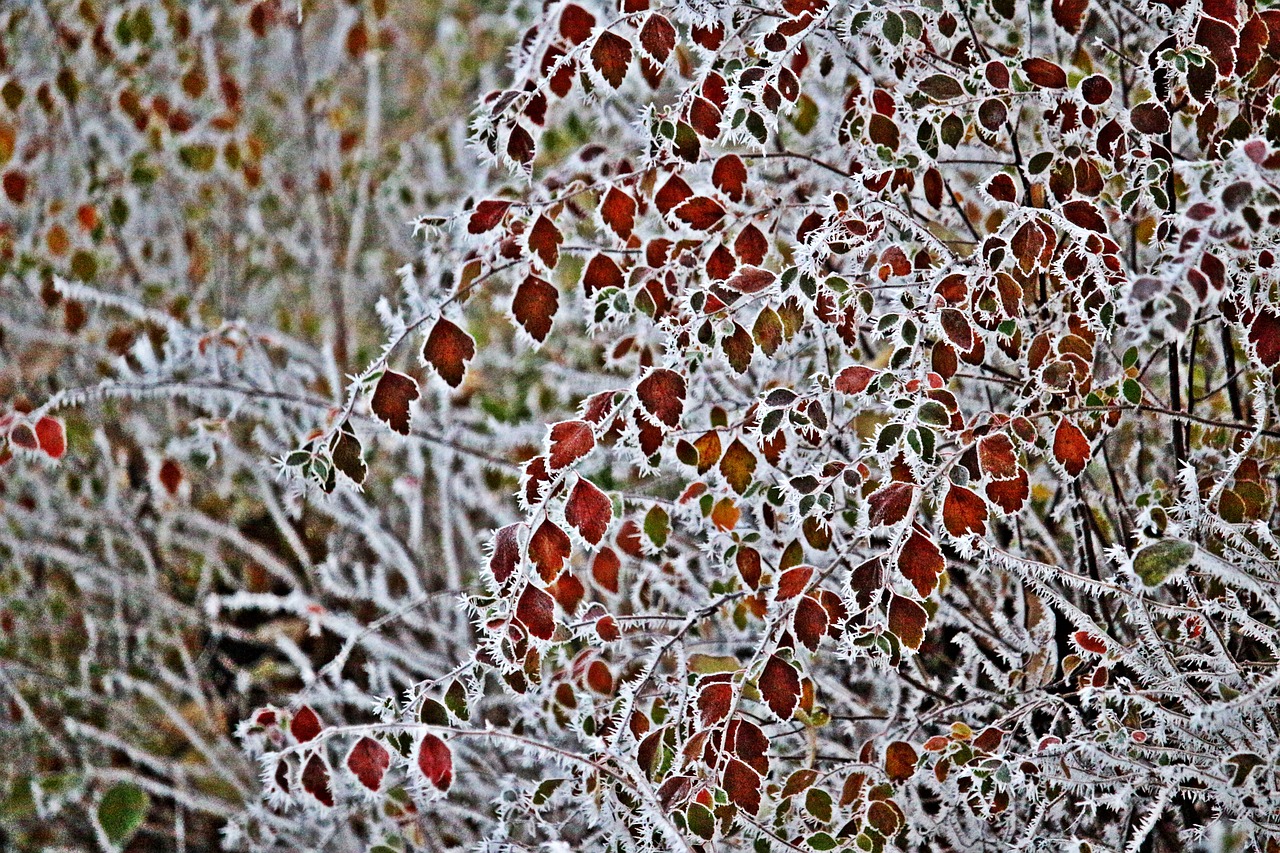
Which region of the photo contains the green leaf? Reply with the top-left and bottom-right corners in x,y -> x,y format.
1122,379 -> 1141,405
644,505 -> 670,548
98,783 -> 150,846
1132,539 -> 1194,587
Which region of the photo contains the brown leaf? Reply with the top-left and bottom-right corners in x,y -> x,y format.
371,370 -> 420,435
528,214 -> 563,268
942,485 -> 988,537
675,196 -> 726,230
559,4 -> 596,44
698,682 -> 733,727
291,705 -> 323,743
794,595 -> 829,650
600,187 -> 636,239
468,200 -> 511,234
978,433 -> 1019,480
723,758 -> 762,814
422,318 -> 475,388
591,31 -> 632,88
868,482 -> 914,527
1022,57 -> 1067,88
301,754 -> 334,806
719,438 -> 757,494
582,253 -> 625,296
885,741 -> 918,783
712,154 -> 747,202
512,275 -> 558,343
490,523 -> 521,584
639,14 -> 676,62
1053,417 -> 1091,478
725,266 -> 775,294
888,593 -> 927,650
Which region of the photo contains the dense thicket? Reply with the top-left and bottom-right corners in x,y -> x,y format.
4,0 -> 1280,851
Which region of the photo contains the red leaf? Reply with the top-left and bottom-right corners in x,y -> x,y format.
691,21 -> 725,50
978,433 -> 1019,480
939,308 -> 974,352
301,754 -> 334,806
776,564 -> 813,600
468,200 -> 510,234
835,365 -> 876,395
490,523 -> 521,584
639,14 -> 676,62
158,459 -> 182,494
734,224 -> 768,266
719,438 -> 757,494
417,733 -> 453,791
516,583 -> 556,640
868,482 -> 913,526
1080,74 -> 1112,105
674,196 -> 726,230
636,369 -> 686,428
759,654 -> 800,719
559,4 -> 596,44
1022,57 -> 1067,88
347,736 -> 391,792
698,682 -> 733,727
291,706 -> 323,743
600,187 -> 636,239
1062,200 -> 1106,233
592,547 -> 620,592
8,423 -> 37,451
550,571 -> 585,614
371,371 -> 420,435
885,741 -> 918,782
688,97 -> 722,138
654,173 -> 693,215
1073,631 -> 1107,654
422,318 -> 475,388
529,214 -> 563,269
582,253 -> 624,296
34,416 -> 66,459
899,529 -> 943,597
591,31 -> 632,88
565,478 -> 612,545
723,758 -> 762,814
548,420 -> 595,470
986,468 -> 1029,514
1250,309 -> 1280,367
736,546 -> 762,589
888,593 -> 927,650
529,520 -> 572,582
725,267 -> 775,294
794,595 -> 829,651
942,485 -> 988,537
512,275 -> 558,343
1051,0 -> 1089,33
1053,417 -> 1090,478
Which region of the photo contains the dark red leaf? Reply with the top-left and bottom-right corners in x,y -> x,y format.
559,4 -> 596,45
698,682 -> 733,727
759,654 -> 800,719
423,318 -> 475,388
776,564 -> 813,600
868,482 -> 914,526
371,371 -> 420,435
639,14 -> 676,62
512,275 -> 558,343
723,758 -> 762,814
636,369 -> 686,428
835,365 -> 876,395
654,173 -> 693,215
978,433 -> 1019,480
582,253 -> 624,295
468,200 -> 510,234
1021,57 -> 1067,88
719,438 -> 757,494
291,706 -> 323,743
1062,200 -> 1106,233
1051,0 -> 1089,33
1073,631 -> 1107,654
516,583 -> 556,640
600,187 -> 636,239
1249,309 -> 1280,367
506,123 -> 535,165
417,733 -> 453,791
347,736 -> 391,792
490,523 -> 521,584
674,196 -> 726,230
301,754 -> 334,806
529,214 -> 563,269
725,266 -> 775,294
899,529 -> 943,597
734,224 -> 768,265
794,595 -> 829,651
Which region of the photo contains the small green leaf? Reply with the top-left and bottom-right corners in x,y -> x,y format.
98,783 -> 150,846
1132,539 -> 1194,587
644,505 -> 670,548
1122,378 -> 1141,405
